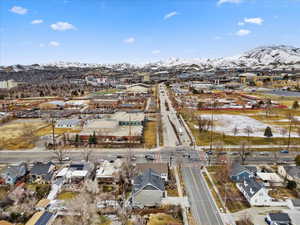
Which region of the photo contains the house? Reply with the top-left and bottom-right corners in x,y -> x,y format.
131,169 -> 165,208
35,199 -> 51,211
55,119 -> 81,128
65,162 -> 94,182
288,199 -> 300,210
135,163 -> 169,182
230,163 -> 256,182
25,211 -> 56,225
256,172 -> 284,187
29,162 -> 55,184
278,166 -> 300,185
265,213 -> 292,225
237,178 -> 271,206
0,162 -> 27,185
96,159 -> 123,183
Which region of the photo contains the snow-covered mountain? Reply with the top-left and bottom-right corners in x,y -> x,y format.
2,45 -> 300,70
150,45 -> 300,69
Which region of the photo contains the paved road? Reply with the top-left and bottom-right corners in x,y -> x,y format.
159,84 -> 179,147
182,166 -> 224,225
160,84 -> 192,146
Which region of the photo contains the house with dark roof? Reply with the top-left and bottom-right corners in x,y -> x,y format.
0,162 -> 27,185
25,211 -> 56,225
230,163 -> 256,182
131,169 -> 165,208
135,163 -> 169,182
29,162 -> 55,184
265,213 -> 292,225
278,165 -> 300,186
237,178 -> 271,206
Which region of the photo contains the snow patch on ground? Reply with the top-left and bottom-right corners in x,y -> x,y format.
198,114 -> 296,137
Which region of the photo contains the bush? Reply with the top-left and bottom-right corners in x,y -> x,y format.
287,180 -> 297,190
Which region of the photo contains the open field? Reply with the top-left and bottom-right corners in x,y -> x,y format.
181,108 -> 300,146
144,121 -> 157,149
57,191 -> 78,200
36,125 -> 81,136
0,119 -> 48,150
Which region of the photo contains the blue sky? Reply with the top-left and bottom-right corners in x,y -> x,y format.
1,0 -> 300,65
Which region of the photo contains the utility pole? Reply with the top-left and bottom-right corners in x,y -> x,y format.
51,117 -> 56,150
210,95 -> 215,152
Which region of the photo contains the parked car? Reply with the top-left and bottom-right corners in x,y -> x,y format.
280,150 -> 289,154
145,154 -> 155,160
131,156 -> 137,161
259,152 -> 269,156
62,156 -> 70,161
116,155 -> 123,159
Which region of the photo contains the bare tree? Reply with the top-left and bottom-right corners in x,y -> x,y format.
244,126 -> 253,143
232,126 -> 239,137
81,148 -> 93,162
238,141 -> 249,165
53,148 -> 67,163
287,113 -> 295,151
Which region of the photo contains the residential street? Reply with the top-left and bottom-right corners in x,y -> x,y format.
182,167 -> 224,225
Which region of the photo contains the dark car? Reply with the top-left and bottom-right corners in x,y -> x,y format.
145,154 -> 155,160
206,150 -> 213,155
116,155 -> 123,159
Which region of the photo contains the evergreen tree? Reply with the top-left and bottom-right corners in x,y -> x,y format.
292,100 -> 299,110
264,126 -> 273,138
92,131 -> 97,145
295,155 -> 300,166
75,134 -> 79,147
88,135 -> 93,146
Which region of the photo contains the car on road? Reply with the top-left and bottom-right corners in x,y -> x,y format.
229,152 -> 238,155
183,153 -> 191,158
259,152 -> 269,156
280,150 -> 289,154
217,151 -> 227,155
206,150 -> 213,155
131,156 -> 137,161
145,154 -> 155,160
62,156 -> 70,161
116,155 -> 123,159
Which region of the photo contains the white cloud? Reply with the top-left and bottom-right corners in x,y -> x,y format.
39,43 -> 45,48
244,17 -> 264,25
31,19 -> 44,24
10,6 -> 28,15
50,22 -> 76,31
49,41 -> 60,47
236,29 -> 251,36
152,50 -> 161,55
123,37 -> 135,44
238,22 -> 245,26
217,0 -> 241,6
164,11 -> 178,20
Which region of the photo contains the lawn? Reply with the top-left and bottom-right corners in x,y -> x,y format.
144,121 -> 157,149
147,213 -> 182,225
57,191 -> 78,200
94,89 -> 118,95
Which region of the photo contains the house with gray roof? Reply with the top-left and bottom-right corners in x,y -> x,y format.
237,178 -> 271,206
29,162 -> 55,184
0,162 -> 27,185
131,169 -> 165,208
230,163 -> 256,182
278,165 -> 300,186
265,213 -> 291,225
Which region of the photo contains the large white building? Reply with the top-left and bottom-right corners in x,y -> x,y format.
0,80 -> 18,89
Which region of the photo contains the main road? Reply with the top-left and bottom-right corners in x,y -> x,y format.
182,166 -> 224,225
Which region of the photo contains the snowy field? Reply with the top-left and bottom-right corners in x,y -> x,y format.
198,114 -> 296,137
